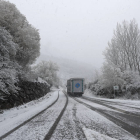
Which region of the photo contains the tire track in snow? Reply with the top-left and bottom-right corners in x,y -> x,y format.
50,96 -> 87,140
72,104 -> 87,140
44,91 -> 68,140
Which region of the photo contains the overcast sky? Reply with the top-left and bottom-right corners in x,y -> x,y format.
7,0 -> 140,69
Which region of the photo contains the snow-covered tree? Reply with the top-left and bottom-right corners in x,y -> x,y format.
0,26 -> 19,99
0,0 -> 40,67
104,19 -> 140,73
32,61 -> 60,86
98,19 -> 140,97
101,63 -> 124,88
89,19 -> 140,98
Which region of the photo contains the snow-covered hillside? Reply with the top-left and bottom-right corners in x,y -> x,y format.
36,54 -> 96,85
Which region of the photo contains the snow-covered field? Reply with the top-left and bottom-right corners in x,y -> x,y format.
0,90 -> 58,137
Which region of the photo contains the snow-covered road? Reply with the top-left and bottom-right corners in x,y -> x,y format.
0,89 -> 140,140
0,91 -> 58,137
51,96 -> 137,140
3,91 -> 66,140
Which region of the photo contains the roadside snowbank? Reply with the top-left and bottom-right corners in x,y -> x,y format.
84,89 -> 96,97
0,90 -> 59,137
84,89 -> 140,108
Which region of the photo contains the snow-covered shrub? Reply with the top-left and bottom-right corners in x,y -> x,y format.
89,70 -> 140,98
90,64 -> 123,97
0,81 -> 50,109
122,71 -> 140,97
123,92 -> 140,100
